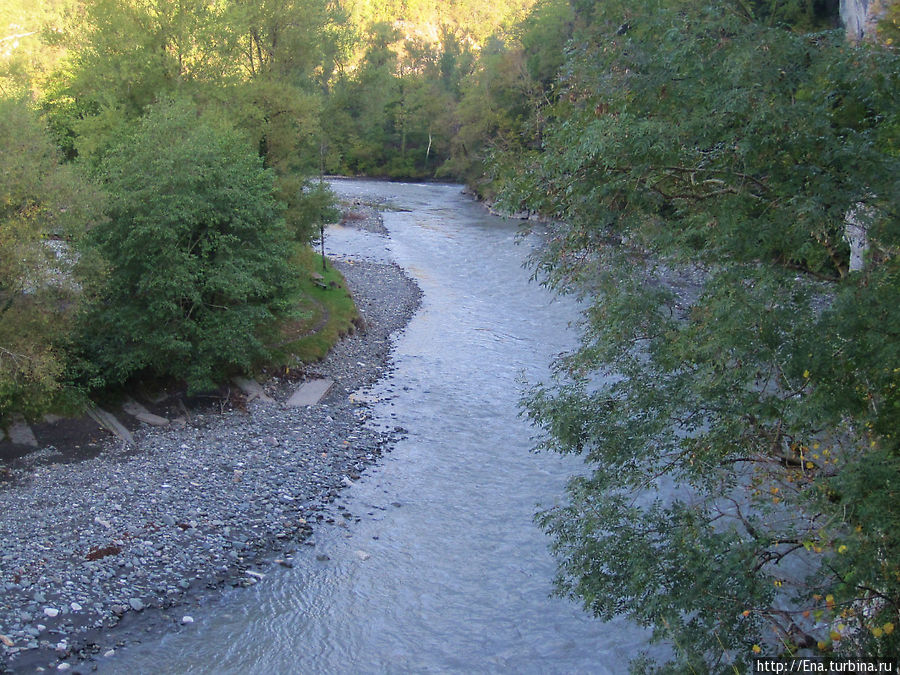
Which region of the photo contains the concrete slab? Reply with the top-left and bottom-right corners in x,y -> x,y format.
7,419 -> 36,446
87,407 -> 134,446
121,398 -> 170,426
231,377 -> 275,403
8,415 -> 38,447
287,378 -> 335,407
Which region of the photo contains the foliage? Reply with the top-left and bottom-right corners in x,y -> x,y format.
0,97 -> 102,422
0,0 -> 76,99
441,1 -> 571,191
42,0 -> 341,242
502,0 -> 900,669
272,251 -> 359,364
77,99 -> 300,393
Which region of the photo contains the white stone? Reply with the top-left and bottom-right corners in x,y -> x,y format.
43,608 -> 59,618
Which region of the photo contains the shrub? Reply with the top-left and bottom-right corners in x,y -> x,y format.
79,99 -> 300,392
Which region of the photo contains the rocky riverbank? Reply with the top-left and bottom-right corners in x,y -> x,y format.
0,205 -> 421,673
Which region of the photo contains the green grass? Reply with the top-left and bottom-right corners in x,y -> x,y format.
271,252 -> 359,365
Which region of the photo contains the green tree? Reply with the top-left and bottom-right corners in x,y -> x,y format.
501,0 -> 899,669
0,0 -> 77,99
43,0 -> 340,242
78,99 -> 299,393
0,97 -> 102,421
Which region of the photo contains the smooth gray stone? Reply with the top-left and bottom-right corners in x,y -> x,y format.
287,379 -> 335,407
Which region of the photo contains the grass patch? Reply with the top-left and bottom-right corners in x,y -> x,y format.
271,251 -> 360,365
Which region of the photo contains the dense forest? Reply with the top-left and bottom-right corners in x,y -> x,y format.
2,0 -> 898,670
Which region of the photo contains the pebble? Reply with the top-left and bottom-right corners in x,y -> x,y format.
0,251 -> 422,671
181,616 -> 194,625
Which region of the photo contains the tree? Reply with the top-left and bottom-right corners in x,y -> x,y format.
0,97 -> 102,421
43,0 -> 340,243
501,0 -> 899,669
78,99 -> 299,393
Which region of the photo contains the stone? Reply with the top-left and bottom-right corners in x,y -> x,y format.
69,603 -> 82,612
43,608 -> 59,618
128,598 -> 145,611
181,616 -> 194,624
231,377 -> 274,404
121,397 -> 169,426
86,408 -> 134,446
8,415 -> 38,447
287,379 -> 335,407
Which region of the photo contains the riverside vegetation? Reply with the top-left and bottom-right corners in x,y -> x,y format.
1,0 -> 898,671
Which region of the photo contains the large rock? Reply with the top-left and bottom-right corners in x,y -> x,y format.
841,0 -> 894,43
86,408 -> 134,446
231,377 -> 275,403
121,397 -> 170,426
7,416 -> 38,447
287,379 -> 335,407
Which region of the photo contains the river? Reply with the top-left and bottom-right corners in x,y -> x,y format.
100,180 -> 651,674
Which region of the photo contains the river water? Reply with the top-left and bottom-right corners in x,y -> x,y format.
103,180 -> 650,673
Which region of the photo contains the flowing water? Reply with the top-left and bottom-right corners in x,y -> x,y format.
103,180 -> 651,674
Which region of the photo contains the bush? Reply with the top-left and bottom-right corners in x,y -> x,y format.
0,97 -> 102,422
79,99 -> 300,393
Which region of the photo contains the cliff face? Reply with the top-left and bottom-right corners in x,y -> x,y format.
841,0 -> 892,42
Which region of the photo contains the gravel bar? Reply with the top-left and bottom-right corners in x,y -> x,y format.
0,208 -> 421,672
